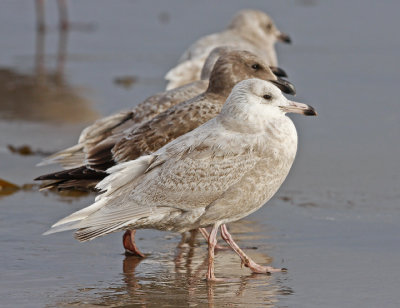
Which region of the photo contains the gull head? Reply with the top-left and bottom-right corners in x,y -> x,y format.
201,46 -> 288,80
207,50 -> 296,96
200,46 -> 235,80
228,9 -> 292,45
221,79 -> 316,125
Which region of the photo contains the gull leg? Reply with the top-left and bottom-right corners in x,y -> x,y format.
199,227 -> 209,240
220,224 -> 286,274
188,229 -> 198,247
177,232 -> 189,248
57,0 -> 69,30
199,228 -> 229,251
35,0 -> 46,32
174,232 -> 189,270
123,230 -> 145,258
206,223 -> 222,281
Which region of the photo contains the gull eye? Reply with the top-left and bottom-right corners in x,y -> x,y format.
263,94 -> 272,100
266,23 -> 272,31
251,63 -> 261,70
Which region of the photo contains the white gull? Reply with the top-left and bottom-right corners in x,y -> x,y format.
44,79 -> 316,280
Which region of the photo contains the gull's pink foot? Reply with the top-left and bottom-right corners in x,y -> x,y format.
243,258 -> 286,274
220,224 -> 285,275
123,230 -> 145,258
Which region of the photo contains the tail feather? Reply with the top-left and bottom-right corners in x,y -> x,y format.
51,198 -> 110,228
73,207 -> 174,242
78,111 -> 133,143
43,221 -> 83,235
74,222 -> 130,242
35,166 -> 107,182
96,155 -> 155,196
37,111 -> 134,169
39,179 -> 99,192
37,143 -> 85,168
43,155 -> 157,239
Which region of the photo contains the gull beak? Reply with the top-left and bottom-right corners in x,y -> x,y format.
281,100 -> 317,116
277,32 -> 292,44
270,78 -> 296,95
269,66 -> 288,78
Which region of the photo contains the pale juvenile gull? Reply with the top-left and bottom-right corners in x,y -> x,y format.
165,9 -> 291,90
37,50 -> 295,257
44,79 -> 316,280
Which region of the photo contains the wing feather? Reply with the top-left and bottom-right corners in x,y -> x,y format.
44,121 -> 263,239
112,96 -> 221,163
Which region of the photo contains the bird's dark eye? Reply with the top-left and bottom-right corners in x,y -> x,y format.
263,94 -> 272,100
266,23 -> 272,31
252,63 -> 261,70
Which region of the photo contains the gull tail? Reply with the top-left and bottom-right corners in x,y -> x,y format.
37,143 -> 85,168
37,111 -> 134,168
43,155 -> 156,238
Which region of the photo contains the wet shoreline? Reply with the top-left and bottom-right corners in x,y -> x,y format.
1,1 -> 399,307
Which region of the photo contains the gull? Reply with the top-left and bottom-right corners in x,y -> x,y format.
36,50 -> 295,190
37,50 -> 295,257
44,79 -> 316,280
165,9 -> 291,90
188,45 -> 288,84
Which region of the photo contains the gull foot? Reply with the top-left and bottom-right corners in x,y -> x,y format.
123,230 -> 145,258
245,259 -> 286,274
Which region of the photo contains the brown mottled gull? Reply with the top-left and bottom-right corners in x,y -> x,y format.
182,46 -> 288,87
38,48 -> 287,171
37,79 -> 209,170
36,50 -> 295,191
165,9 -> 291,90
44,79 -> 316,280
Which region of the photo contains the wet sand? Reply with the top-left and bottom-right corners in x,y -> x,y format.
1,1 -> 399,307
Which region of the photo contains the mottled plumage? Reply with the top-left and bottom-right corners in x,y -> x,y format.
38,81 -> 209,170
44,79 -> 316,280
36,50 -> 295,190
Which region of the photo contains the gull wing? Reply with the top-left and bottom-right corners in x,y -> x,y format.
45,121 -> 262,241
111,95 -> 221,163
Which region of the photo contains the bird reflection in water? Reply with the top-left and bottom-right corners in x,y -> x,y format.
51,222 -> 293,307
0,8 -> 98,124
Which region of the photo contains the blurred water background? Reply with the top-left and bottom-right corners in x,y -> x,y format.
0,1 -> 399,307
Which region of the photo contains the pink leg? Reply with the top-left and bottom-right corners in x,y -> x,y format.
220,224 -> 286,274
199,228 -> 230,251
206,224 -> 222,281
174,232 -> 191,269
123,230 -> 145,258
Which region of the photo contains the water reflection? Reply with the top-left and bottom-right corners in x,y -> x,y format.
50,224 -> 293,307
35,0 -> 69,31
0,21 -> 98,123
294,0 -> 319,7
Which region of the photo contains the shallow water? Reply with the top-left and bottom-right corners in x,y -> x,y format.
1,1 -> 399,307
